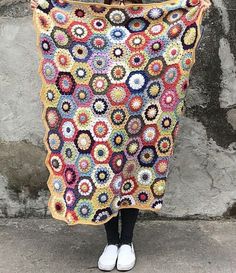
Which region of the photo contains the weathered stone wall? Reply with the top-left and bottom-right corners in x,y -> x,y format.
0,0 -> 235,219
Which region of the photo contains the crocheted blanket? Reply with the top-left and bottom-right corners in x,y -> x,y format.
33,0 -> 211,225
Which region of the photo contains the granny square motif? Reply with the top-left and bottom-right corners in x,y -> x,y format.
33,0 -> 211,225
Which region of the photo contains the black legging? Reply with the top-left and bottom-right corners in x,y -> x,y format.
104,208 -> 139,245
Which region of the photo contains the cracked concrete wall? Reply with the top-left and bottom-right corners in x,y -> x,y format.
0,0 -> 235,219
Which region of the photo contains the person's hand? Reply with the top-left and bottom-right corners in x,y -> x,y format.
30,0 -> 39,10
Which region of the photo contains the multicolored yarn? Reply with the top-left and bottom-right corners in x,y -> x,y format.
33,0 -> 211,225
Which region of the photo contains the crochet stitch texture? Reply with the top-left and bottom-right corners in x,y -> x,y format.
33,0 -> 211,225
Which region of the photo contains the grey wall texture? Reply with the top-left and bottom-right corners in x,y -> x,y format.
0,0 -> 235,219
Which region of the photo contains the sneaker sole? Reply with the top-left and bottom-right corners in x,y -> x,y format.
98,261 -> 116,272
116,260 -> 136,271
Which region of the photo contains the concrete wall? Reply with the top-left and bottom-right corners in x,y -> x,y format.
0,0 -> 235,219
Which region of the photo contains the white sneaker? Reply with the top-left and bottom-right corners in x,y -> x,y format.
98,244 -> 119,271
117,243 -> 136,271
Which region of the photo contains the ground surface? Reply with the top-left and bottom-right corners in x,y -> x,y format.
0,218 -> 235,273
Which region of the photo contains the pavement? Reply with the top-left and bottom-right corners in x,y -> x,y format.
0,218 -> 235,273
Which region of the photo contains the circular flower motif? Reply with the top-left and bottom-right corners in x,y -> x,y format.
63,166 -> 77,187
147,8 -> 164,20
126,71 -> 148,93
126,138 -> 140,157
109,64 -> 128,83
168,23 -> 183,39
148,23 -> 166,37
51,27 -> 71,48
92,143 -> 111,163
156,136 -> 173,156
125,115 -> 144,136
107,84 -> 129,106
74,108 -> 92,129
110,175 -> 122,194
92,166 -> 112,188
74,8 -> 86,18
58,96 -> 77,118
181,23 -> 198,49
110,108 -> 127,126
146,58 -> 164,78
159,113 -> 175,132
46,108 -> 61,129
121,177 -> 138,195
47,131 -> 62,152
91,18 -> 107,32
164,8 -> 187,24
74,130 -> 94,153
164,41 -> 184,65
160,89 -> 179,111
88,53 -> 110,74
137,168 -> 154,185
92,207 -> 113,223
138,146 -> 157,167
42,85 -> 60,107
163,65 -> 180,86
89,35 -> 110,51
76,154 -> 94,175
92,98 -> 109,115
61,142 -> 77,164
73,84 -> 93,106
126,17 -> 149,33
64,188 -> 78,209
109,130 -> 127,152
146,80 -> 163,99
126,33 -> 149,51
147,37 -> 167,57
110,44 -> 127,61
141,125 -> 159,145
123,160 -> 139,177
143,103 -> 162,123
109,152 -> 126,174
51,177 -> 64,193
51,8 -> 69,26
42,59 -> 58,83
155,158 -> 169,176
138,191 -> 150,204
90,74 -> 110,95
128,95 -> 144,113
55,49 -> 73,71
181,52 -> 193,71
151,179 -> 166,198
60,119 -> 76,140
95,189 -> 111,206
106,9 -> 127,25
129,52 -> 146,69
108,26 -> 129,42
91,118 -> 112,141
77,177 -> 95,198
52,197 -> 66,217
56,72 -> 76,95
50,154 -> 64,174
69,42 -> 91,62
119,195 -> 136,206
71,62 -> 92,84
68,21 -> 92,42
76,199 -> 93,219
40,34 -> 56,58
